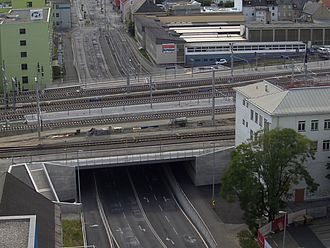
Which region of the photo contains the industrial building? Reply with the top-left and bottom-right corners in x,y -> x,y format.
0,8 -> 53,92
234,81 -> 330,202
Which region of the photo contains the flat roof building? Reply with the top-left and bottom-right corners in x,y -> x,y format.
0,8 -> 53,92
234,81 -> 330,201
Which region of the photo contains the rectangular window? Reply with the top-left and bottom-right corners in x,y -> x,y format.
246,121 -> 248,127
251,109 -> 254,121
298,121 -> 306,132
242,119 -> 245,125
243,99 -> 245,106
324,119 -> 330,130
250,129 -> 254,140
323,140 -> 330,151
26,1 -> 32,7
20,52 -> 27,58
19,28 -> 26,34
55,13 -> 59,17
20,40 -> 26,46
22,76 -> 28,84
259,115 -> 263,127
255,112 -> 258,124
311,120 -> 318,131
311,141 -> 318,151
21,64 -> 28,70
246,102 -> 249,108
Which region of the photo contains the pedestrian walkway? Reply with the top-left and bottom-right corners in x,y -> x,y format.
289,225 -> 326,248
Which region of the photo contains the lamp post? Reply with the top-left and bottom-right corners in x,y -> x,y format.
279,210 -> 287,248
211,67 -> 215,126
77,150 -> 82,203
190,58 -> 194,77
212,142 -> 215,202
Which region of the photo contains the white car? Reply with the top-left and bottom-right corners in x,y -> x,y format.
215,59 -> 227,65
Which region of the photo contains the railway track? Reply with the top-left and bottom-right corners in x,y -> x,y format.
0,129 -> 235,158
0,89 -> 234,121
0,106 -> 235,134
2,68 -> 328,104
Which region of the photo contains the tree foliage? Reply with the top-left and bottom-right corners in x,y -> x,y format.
221,128 -> 319,231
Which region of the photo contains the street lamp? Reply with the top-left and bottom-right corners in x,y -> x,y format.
190,58 -> 195,77
211,67 -> 215,126
77,150 -> 83,203
279,210 -> 287,248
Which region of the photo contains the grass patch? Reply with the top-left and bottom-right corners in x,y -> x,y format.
237,230 -> 259,248
62,220 -> 84,247
139,48 -> 151,62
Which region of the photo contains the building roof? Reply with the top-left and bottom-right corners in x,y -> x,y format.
135,0 -> 165,13
234,80 -> 283,98
322,0 -> 330,8
236,81 -> 330,116
0,8 -> 50,24
245,20 -> 330,28
303,1 -> 321,15
0,172 -> 56,248
0,215 -> 36,248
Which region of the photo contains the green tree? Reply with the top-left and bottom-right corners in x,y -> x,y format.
221,128 -> 319,231
198,0 -> 212,6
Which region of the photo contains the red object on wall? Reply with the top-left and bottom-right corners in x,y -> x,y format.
114,0 -> 120,7
257,230 -> 265,248
272,215 -> 285,232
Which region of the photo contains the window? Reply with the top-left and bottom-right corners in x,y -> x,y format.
55,13 -> 59,17
251,109 -> 254,121
26,1 -> 32,7
323,140 -> 330,151
250,129 -> 254,140
246,121 -> 248,127
259,115 -> 263,127
298,121 -> 306,132
243,99 -> 245,106
21,64 -> 28,70
246,102 -> 249,108
19,28 -> 26,34
56,4 -> 59,9
272,13 -> 275,16
324,119 -> 330,130
255,112 -> 258,124
243,119 -> 245,125
20,40 -> 26,46
311,120 -> 318,131
311,141 -> 318,151
22,76 -> 28,84
21,52 -> 27,58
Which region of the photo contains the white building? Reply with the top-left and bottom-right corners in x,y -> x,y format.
234,81 -> 330,202
52,0 -> 72,29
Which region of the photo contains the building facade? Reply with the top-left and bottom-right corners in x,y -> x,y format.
0,8 -> 53,92
52,0 -> 71,29
234,81 -> 330,201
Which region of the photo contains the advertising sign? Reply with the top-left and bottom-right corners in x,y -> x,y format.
162,44 -> 176,53
30,9 -> 43,20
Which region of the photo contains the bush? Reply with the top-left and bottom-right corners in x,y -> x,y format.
237,230 -> 259,248
62,220 -> 83,247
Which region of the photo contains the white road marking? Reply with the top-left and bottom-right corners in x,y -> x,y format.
158,205 -> 163,212
172,227 -> 178,235
165,215 -> 170,223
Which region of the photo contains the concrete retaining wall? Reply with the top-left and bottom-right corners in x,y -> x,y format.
45,163 -> 76,202
192,147 -> 234,186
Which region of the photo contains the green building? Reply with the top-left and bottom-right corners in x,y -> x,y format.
0,8 -> 52,92
11,0 -> 46,9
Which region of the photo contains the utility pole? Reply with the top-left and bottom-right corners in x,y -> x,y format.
11,77 -> 17,110
35,63 -> 43,140
230,43 -> 234,81
211,142 -> 216,208
212,67 -> 215,126
149,76 -> 153,109
291,59 -> 294,83
2,61 -> 8,127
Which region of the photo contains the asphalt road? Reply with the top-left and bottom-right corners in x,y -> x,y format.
130,165 -> 207,248
81,171 -> 112,248
82,166 -> 208,247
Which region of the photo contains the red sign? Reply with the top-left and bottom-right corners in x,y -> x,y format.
162,44 -> 175,53
257,230 -> 265,248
